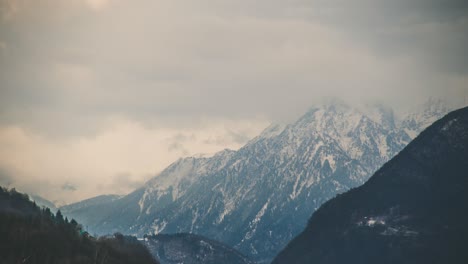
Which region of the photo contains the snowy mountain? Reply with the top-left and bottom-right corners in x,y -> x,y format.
273,106 -> 468,264
144,233 -> 253,264
61,99 -> 452,263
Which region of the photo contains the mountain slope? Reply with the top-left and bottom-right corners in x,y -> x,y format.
272,106 -> 468,264
62,100 -> 451,262
143,233 -> 253,264
60,194 -> 122,231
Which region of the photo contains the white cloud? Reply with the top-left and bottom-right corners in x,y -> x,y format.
0,117 -> 268,204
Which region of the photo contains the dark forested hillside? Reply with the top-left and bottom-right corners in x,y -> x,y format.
0,187 -> 158,264
273,106 -> 468,264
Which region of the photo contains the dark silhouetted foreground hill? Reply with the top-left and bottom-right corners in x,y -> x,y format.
0,187 -> 158,264
273,107 -> 468,264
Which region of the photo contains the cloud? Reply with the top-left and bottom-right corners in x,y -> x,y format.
62,182 -> 77,191
85,0 -> 110,11
0,0 -> 466,202
1,0 -> 466,138
0,118 -> 268,203
105,172 -> 145,194
0,167 -> 14,187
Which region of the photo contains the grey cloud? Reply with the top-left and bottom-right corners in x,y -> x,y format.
108,173 -> 145,194
61,182 -> 77,192
0,0 -> 466,204
168,141 -> 189,155
0,0 -> 466,140
225,0 -> 468,73
172,134 -> 188,142
6,178 -> 59,203
227,130 -> 252,145
303,0 -> 468,74
202,130 -> 251,146
0,168 -> 14,187
167,133 -> 190,154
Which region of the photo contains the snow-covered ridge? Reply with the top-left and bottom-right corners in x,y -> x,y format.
65,98 -> 454,263
134,98 -> 453,259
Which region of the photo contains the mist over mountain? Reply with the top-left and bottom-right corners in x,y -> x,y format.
273,106 -> 468,263
61,99 -> 452,262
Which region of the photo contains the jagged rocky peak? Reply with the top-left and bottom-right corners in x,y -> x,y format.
293,99 -> 397,134
291,98 -> 452,163
282,100 -> 403,164
359,103 -> 396,130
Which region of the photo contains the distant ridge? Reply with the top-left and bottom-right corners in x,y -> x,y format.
144,233 -> 253,264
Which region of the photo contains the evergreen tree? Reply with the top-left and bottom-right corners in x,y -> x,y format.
56,210 -> 64,223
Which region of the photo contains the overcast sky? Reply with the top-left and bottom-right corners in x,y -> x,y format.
0,0 -> 467,204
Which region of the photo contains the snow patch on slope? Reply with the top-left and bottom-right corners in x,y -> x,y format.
152,219 -> 168,234
244,199 -> 270,241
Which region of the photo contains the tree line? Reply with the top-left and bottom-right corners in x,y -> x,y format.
0,187 -> 159,264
